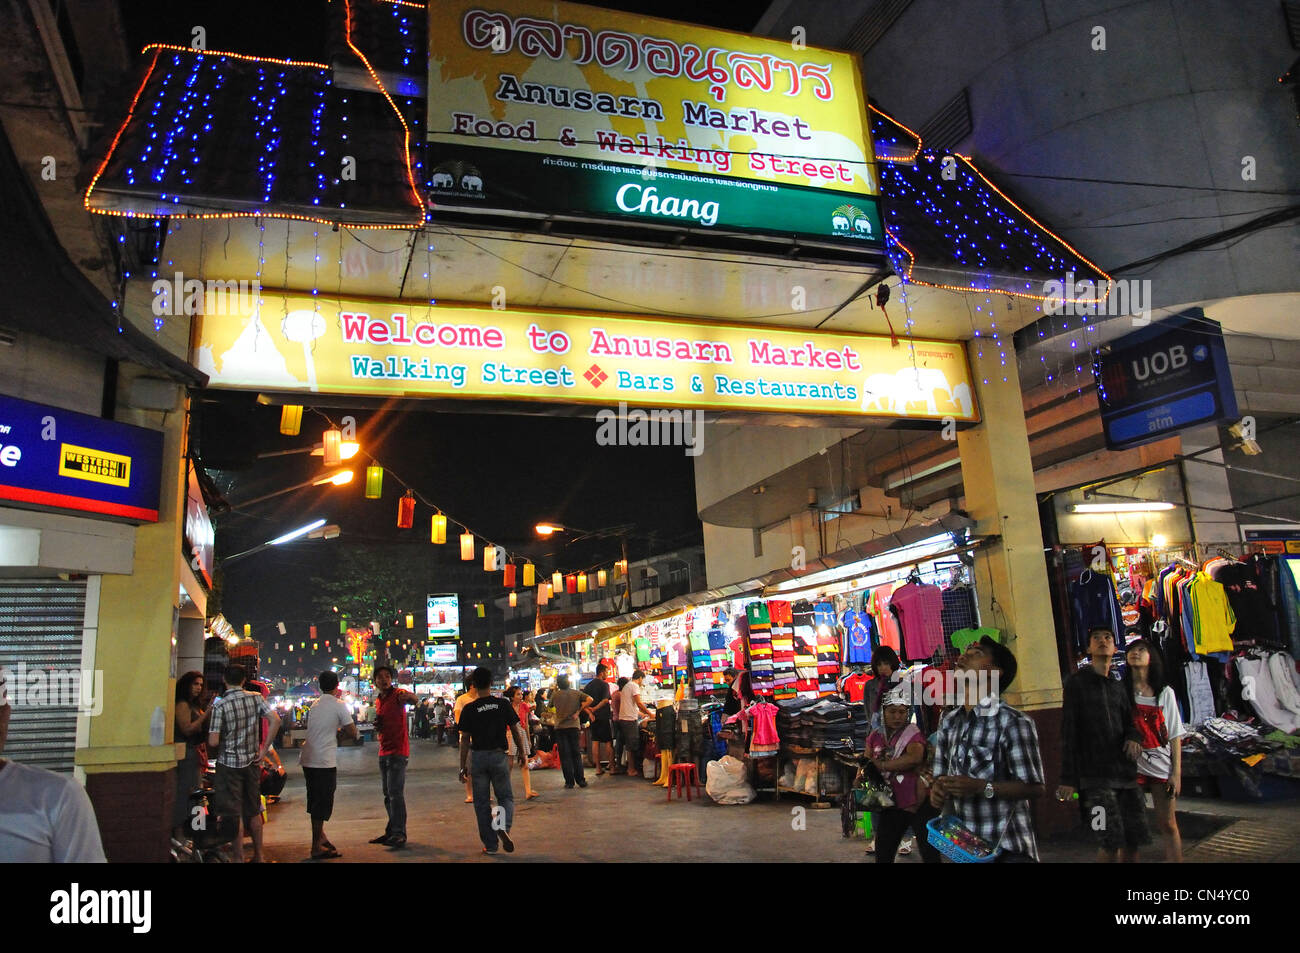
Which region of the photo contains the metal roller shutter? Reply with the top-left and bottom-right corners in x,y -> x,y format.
0,578 -> 87,773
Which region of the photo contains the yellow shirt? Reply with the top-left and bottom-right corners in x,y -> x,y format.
1189,572 -> 1236,654
453,690 -> 476,725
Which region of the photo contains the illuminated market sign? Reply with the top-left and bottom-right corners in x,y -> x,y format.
194,293 -> 978,422
0,394 -> 163,522
426,0 -> 881,246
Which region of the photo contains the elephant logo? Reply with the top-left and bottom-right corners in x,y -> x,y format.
830,204 -> 873,239
461,174 -> 483,191
431,171 -> 455,189
862,367 -> 956,416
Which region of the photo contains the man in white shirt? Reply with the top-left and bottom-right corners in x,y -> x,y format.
616,670 -> 654,778
299,670 -> 357,860
0,671 -> 106,862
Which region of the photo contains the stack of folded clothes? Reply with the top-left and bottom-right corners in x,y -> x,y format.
775,698 -> 868,751
769,600 -> 797,701
744,604 -> 773,696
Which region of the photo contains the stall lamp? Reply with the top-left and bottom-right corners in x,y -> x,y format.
1150,534 -> 1169,549
311,441 -> 359,460
1070,502 -> 1175,513
535,523 -> 561,536
460,532 -> 475,561
311,469 -> 353,487
279,404 -> 303,436
431,513 -> 447,544
321,428 -> 343,467
268,518 -> 326,546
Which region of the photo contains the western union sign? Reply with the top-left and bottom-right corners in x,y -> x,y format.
58,444 -> 132,487
194,292 -> 978,423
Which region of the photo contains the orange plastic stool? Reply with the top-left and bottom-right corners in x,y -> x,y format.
666,762 -> 701,802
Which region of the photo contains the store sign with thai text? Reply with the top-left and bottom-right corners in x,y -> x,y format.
1093,310 -> 1236,450
426,0 -> 881,246
194,293 -> 978,422
0,393 -> 163,522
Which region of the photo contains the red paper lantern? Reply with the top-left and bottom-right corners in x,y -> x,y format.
566,574 -> 577,594
503,563 -> 516,588
309,625 -> 317,641
397,490 -> 415,529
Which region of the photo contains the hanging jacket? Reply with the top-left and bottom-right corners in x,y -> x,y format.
1069,572 -> 1124,654
1188,572 -> 1236,655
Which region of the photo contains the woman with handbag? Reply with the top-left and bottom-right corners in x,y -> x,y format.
865,689 -> 941,863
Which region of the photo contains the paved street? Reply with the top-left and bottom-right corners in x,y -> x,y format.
256,739 -> 1300,863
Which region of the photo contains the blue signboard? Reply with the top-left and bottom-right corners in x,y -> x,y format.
0,394 -> 164,522
1093,310 -> 1237,451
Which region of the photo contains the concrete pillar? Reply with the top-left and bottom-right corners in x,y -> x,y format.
1178,424 -> 1238,546
957,344 -> 1061,710
957,342 -> 1069,832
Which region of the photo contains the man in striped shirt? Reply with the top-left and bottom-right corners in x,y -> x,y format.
208,664 -> 280,863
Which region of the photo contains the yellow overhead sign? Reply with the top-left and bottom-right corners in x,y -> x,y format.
194,293 -> 978,422
427,0 -> 879,224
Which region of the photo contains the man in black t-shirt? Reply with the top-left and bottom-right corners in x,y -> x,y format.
458,667 -> 528,854
582,664 -> 615,775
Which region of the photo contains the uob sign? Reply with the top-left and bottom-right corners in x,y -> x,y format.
1093,310 -> 1236,450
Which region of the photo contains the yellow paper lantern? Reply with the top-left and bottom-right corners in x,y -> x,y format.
552,571 -> 563,592
279,404 -> 303,436
523,562 -> 535,587
431,513 -> 446,544
364,465 -> 383,499
405,614 -> 414,629
577,573 -> 588,593
460,532 -> 474,561
598,569 -> 607,587
322,428 -> 343,467
243,623 -> 251,637
509,592 -> 517,608
476,603 -> 486,618
615,559 -> 628,578
483,545 -> 497,572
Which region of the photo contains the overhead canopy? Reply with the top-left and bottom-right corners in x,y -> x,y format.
0,125 -> 205,385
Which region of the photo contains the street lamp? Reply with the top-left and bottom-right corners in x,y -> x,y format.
231,469 -> 353,509
533,522 -> 636,613
223,519 -> 341,565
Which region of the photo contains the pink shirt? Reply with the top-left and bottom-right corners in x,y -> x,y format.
889,582 -> 944,660
751,702 -> 780,746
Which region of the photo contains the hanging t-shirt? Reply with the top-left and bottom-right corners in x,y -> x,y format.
1133,686 -> 1186,781
843,609 -> 874,664
868,584 -> 902,652
842,671 -> 871,703
889,582 -> 945,661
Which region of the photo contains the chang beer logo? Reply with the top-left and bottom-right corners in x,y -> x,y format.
830,204 -> 873,239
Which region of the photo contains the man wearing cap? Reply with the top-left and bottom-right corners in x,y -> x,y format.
0,669 -> 106,862
929,637 -> 1045,862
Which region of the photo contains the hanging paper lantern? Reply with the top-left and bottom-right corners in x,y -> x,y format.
322,428 -> 343,467
339,618 -> 347,634
509,592 -> 517,608
279,404 -> 303,436
615,559 -> 628,578
566,575 -> 577,595
476,603 -> 486,618
598,569 -> 607,587
313,643 -> 318,651
552,571 -> 563,592
309,625 -> 317,641
523,563 -> 535,587
405,614 -> 414,629
483,545 -> 497,572
577,573 -> 588,593
431,513 -> 446,544
397,490 -> 415,529
243,623 -> 251,637
364,465 -> 384,499
538,584 -> 549,606
460,532 -> 474,561
503,563 -> 516,588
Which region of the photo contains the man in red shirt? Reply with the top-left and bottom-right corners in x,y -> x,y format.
370,666 -> 417,848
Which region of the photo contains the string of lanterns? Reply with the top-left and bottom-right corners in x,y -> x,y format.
277,407 -> 636,612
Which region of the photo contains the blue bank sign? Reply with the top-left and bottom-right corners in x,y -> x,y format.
0,394 -> 164,522
1093,310 -> 1237,451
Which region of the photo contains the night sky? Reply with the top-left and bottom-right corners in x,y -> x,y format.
117,0 -> 774,679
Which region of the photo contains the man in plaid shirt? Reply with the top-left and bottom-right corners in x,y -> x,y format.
208,664 -> 280,863
930,637 -> 1045,862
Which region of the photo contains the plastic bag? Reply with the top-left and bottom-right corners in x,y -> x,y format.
706,755 -> 757,805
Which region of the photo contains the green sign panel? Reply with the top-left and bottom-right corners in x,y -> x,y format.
429,146 -> 883,248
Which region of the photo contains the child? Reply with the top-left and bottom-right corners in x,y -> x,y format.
1124,638 -> 1185,862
